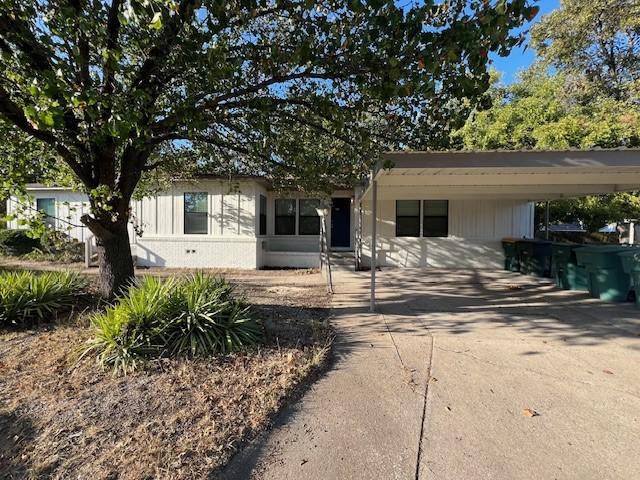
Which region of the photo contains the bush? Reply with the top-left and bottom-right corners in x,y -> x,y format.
0,270 -> 87,327
0,229 -> 41,256
23,230 -> 84,263
83,274 -> 262,373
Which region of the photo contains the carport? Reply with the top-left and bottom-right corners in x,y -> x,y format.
358,149 -> 640,311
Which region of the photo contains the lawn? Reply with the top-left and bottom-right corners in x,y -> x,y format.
0,268 -> 331,479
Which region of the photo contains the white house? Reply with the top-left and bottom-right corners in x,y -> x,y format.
8,149 -> 640,272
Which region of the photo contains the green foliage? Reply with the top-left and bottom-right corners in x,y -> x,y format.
455,72 -> 640,150
0,270 -> 87,327
0,229 -> 41,256
455,70 -> 640,232
530,0 -> 640,100
23,229 -> 84,263
83,274 -> 261,374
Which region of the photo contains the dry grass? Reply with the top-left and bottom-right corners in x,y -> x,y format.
0,272 -> 332,479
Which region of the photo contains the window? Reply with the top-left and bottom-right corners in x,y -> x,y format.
423,200 -> 448,237
396,200 -> 420,237
259,195 -> 267,235
184,192 -> 208,234
299,199 -> 321,235
275,199 -> 296,235
36,198 -> 55,227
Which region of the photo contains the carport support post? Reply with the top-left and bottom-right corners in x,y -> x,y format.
545,201 -> 550,240
370,177 -> 377,312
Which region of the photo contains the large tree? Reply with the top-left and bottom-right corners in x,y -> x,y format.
0,0 -> 536,296
456,0 -> 640,233
530,0 -> 640,101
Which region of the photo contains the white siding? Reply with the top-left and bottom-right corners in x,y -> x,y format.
134,180 -> 261,268
7,190 -> 91,242
361,197 -> 534,269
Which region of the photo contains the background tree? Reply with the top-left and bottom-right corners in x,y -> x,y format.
0,0 -> 537,296
456,0 -> 640,235
530,0 -> 640,101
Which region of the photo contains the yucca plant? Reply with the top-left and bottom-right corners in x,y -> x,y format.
164,273 -> 261,356
81,276 -> 177,373
0,270 -> 87,327
83,273 -> 263,373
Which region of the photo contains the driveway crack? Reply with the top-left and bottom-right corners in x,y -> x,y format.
414,335 -> 434,480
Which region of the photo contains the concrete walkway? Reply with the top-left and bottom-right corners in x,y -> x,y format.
221,269 -> 640,479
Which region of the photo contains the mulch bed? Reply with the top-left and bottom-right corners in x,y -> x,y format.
0,273 -> 332,479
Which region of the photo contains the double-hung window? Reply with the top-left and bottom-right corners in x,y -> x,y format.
423,200 -> 449,237
184,192 -> 208,234
395,200 -> 449,237
275,199 -> 296,235
298,199 -> 321,235
395,200 -> 421,237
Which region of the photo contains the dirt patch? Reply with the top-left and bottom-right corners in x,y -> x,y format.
0,272 -> 332,479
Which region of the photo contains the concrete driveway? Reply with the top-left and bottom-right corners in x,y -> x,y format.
221,269 -> 640,480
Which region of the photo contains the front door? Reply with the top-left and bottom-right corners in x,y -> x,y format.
331,198 -> 351,248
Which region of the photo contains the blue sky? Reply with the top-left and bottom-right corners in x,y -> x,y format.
489,0 -> 560,84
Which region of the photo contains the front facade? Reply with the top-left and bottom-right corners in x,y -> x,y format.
9,149 -> 640,271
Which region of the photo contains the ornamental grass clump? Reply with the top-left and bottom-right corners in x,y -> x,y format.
0,270 -> 87,327
83,273 -> 262,373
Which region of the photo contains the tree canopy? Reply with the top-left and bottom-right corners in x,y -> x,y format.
530,0 -> 640,101
0,0 -> 537,295
455,0 -> 640,234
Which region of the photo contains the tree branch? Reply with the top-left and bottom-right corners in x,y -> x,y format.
0,85 -> 93,186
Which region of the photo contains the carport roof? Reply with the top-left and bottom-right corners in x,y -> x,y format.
368,149 -> 640,200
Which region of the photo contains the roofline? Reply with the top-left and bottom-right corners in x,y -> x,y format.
381,148 -> 640,170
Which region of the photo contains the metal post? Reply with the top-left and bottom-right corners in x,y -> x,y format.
370,178 -> 377,313
544,201 -> 550,240
84,236 -> 91,268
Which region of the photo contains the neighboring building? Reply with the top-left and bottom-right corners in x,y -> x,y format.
8,149 -> 640,270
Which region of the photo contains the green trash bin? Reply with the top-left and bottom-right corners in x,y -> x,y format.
517,239 -> 553,277
575,245 -> 640,302
619,251 -> 640,306
502,238 -> 520,272
551,243 -> 588,291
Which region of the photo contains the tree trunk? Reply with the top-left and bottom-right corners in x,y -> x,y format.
94,223 -> 135,298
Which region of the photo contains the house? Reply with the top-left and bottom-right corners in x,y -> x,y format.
7,149 -> 640,274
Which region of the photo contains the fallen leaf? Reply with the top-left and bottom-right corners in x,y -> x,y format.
522,408 -> 539,417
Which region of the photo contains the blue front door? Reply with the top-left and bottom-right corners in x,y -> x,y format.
331,198 -> 350,248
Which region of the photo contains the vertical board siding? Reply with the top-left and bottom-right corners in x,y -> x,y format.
361,197 -> 535,269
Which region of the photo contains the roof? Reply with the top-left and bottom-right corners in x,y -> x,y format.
366,148 -> 640,201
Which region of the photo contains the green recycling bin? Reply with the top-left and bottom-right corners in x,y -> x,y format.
551,243 -> 588,291
619,250 -> 640,306
517,239 -> 553,277
502,238 -> 520,272
575,245 -> 640,302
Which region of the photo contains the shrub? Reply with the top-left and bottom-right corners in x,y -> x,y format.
23,230 -> 85,263
0,270 -> 87,327
83,274 -> 262,373
0,229 -> 40,256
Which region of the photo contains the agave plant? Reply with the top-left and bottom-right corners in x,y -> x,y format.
0,270 -> 86,327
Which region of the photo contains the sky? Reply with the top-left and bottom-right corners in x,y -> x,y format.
488,0 -> 561,84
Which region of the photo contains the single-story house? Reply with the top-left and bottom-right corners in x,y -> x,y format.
7,149 -> 640,274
